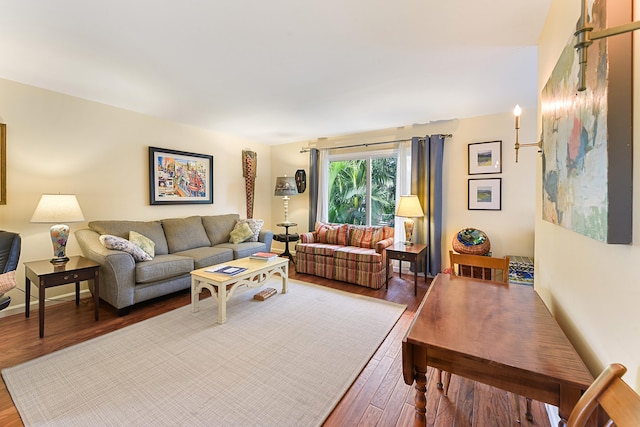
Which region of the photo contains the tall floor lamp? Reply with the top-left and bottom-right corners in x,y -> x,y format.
396,195 -> 424,246
274,176 -> 297,225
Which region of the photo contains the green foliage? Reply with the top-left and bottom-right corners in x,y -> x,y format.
328,156 -> 397,225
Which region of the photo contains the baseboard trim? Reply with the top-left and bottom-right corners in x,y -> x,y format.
0,289 -> 91,318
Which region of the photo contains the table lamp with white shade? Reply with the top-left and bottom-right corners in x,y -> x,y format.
30,194 -> 85,263
396,195 -> 424,246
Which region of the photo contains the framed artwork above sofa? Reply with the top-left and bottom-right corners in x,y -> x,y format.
149,146 -> 213,205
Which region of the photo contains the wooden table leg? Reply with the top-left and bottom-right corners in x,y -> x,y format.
25,278 -> 31,318
413,346 -> 428,426
413,260 -> 418,296
386,256 -> 390,289
75,281 -> 80,305
39,280 -> 45,338
93,272 -> 100,321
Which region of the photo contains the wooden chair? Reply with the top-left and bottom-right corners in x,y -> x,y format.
567,363 -> 640,427
449,250 -> 510,283
441,251 -> 531,419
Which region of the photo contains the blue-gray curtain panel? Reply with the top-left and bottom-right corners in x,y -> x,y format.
308,148 -> 319,231
412,134 -> 445,277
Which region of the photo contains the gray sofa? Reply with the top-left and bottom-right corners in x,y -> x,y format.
75,214 -> 273,314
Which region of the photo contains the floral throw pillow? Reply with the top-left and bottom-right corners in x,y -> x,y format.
0,270 -> 17,294
129,231 -> 155,258
99,234 -> 152,262
229,219 -> 264,243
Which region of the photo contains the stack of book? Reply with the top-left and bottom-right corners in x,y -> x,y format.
205,265 -> 247,276
249,252 -> 279,261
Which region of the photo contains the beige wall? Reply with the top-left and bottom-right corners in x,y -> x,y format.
0,78 -> 272,313
537,0 -> 640,390
271,111 -> 537,265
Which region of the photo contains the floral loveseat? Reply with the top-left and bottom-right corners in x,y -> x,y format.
295,223 -> 394,289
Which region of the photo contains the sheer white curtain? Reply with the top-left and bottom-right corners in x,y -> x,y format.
316,148 -> 330,224
394,141 -> 412,243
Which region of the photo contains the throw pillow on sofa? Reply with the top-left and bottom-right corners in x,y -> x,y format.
129,231 -> 155,257
229,222 -> 254,244
229,219 -> 263,243
99,234 -> 152,262
316,223 -> 348,245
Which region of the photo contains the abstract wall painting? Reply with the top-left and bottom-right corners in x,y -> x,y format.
541,0 -> 632,243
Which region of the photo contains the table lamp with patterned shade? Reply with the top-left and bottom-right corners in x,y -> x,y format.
396,195 -> 424,246
274,176 -> 297,225
30,194 -> 85,263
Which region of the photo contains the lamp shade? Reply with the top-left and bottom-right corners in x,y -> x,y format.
274,176 -> 297,197
30,194 -> 85,223
396,195 -> 424,218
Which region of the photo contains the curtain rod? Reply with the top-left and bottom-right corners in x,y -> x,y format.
299,134 -> 452,153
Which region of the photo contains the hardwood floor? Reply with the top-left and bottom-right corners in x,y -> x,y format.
0,265 -> 551,426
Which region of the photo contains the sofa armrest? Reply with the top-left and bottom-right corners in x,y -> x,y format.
299,232 -> 316,243
258,229 -> 274,252
75,229 -> 137,309
376,237 -> 394,253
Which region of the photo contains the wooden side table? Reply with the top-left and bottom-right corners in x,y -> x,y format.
274,222 -> 299,263
385,243 -> 427,296
24,256 -> 100,338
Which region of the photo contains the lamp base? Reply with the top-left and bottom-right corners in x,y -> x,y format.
50,224 -> 70,265
403,218 -> 415,246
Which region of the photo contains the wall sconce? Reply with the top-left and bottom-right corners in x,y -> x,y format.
575,0 -> 640,91
513,105 -> 542,163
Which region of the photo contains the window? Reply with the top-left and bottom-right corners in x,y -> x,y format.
327,150 -> 397,226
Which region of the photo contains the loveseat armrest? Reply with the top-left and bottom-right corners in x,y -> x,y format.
376,237 -> 394,253
258,229 -> 274,252
299,232 -> 317,243
75,229 -> 137,310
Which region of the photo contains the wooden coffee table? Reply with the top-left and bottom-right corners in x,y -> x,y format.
190,257 -> 289,324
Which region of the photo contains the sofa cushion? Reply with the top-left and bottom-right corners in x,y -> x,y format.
295,242 -> 341,257
201,214 -> 239,245
161,216 -> 211,253
215,241 -> 268,259
89,220 -> 169,255
316,223 -> 348,245
172,247 -> 233,270
134,254 -> 194,284
334,246 -> 382,263
99,235 -> 152,262
348,225 -> 393,249
229,222 -> 254,244
129,231 -> 155,258
230,219 -> 263,243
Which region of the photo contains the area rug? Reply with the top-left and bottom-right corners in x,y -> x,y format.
2,279 -> 405,426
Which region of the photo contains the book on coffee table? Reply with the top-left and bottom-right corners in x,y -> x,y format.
249,252 -> 279,261
205,265 -> 248,276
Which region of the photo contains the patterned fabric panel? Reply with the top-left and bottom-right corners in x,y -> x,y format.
295,243 -> 341,257
295,251 -> 335,279
333,246 -> 381,263
375,237 -> 395,253
299,232 -> 316,243
316,223 -> 348,245
334,257 -> 386,289
347,225 -> 385,249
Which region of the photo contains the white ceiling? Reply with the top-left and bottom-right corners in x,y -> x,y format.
0,0 -> 552,145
